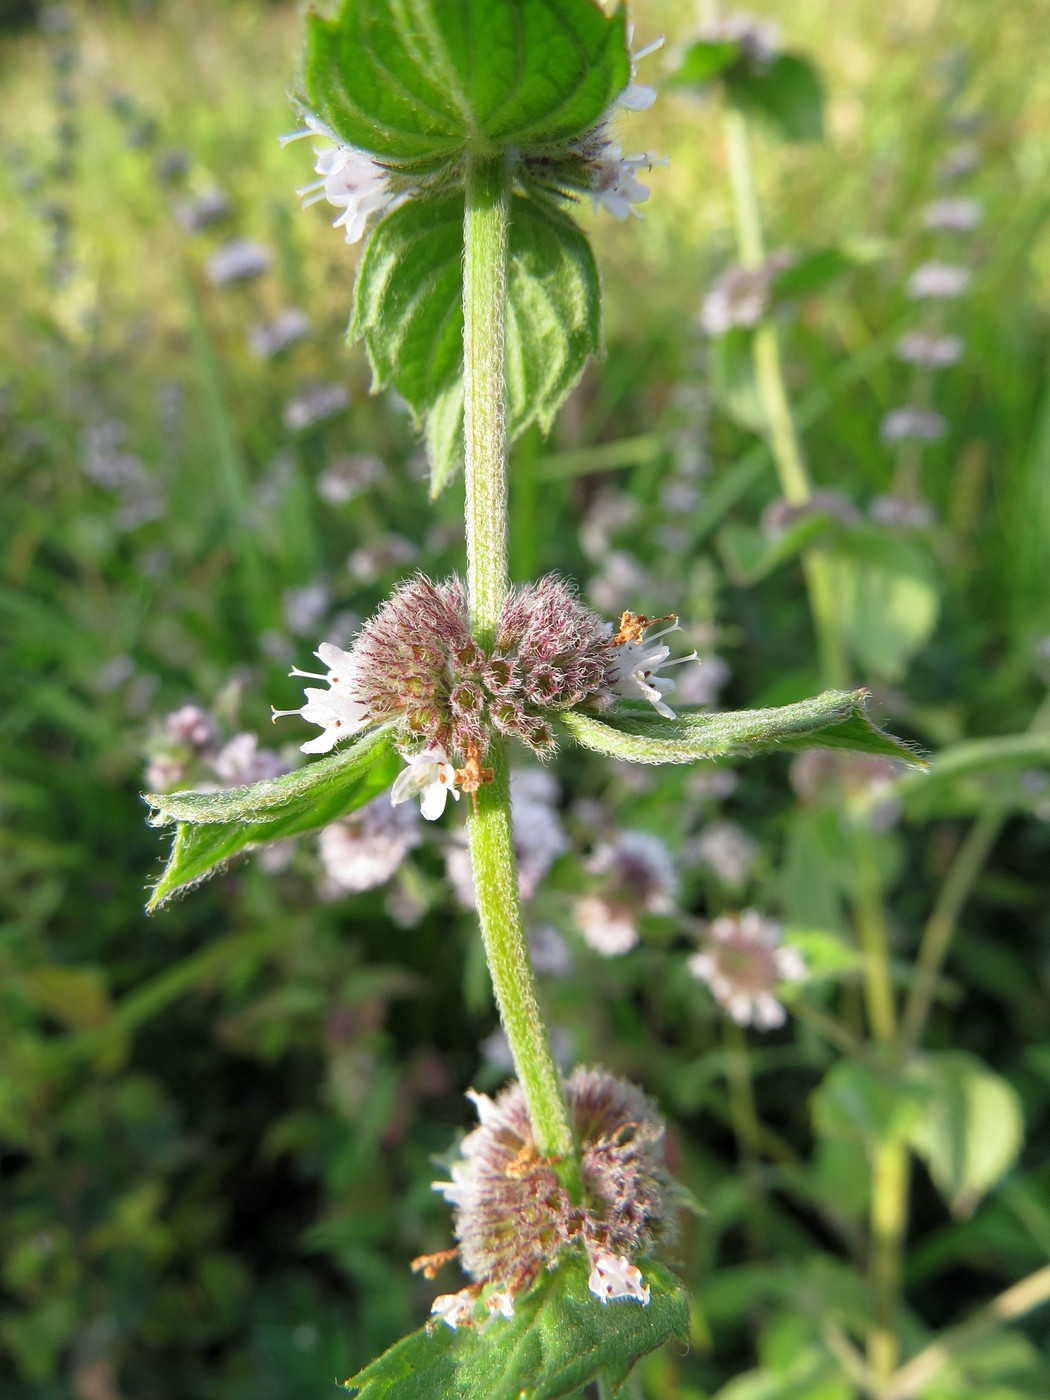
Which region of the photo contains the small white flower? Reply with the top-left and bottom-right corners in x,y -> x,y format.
618,28 -> 664,111
430,1290 -> 478,1330
318,796 -> 421,895
688,909 -> 805,1030
248,307 -> 310,360
701,13 -> 780,69
282,381 -> 350,432
574,894 -> 639,957
210,733 -> 288,786
921,197 -> 983,232
282,114 -> 402,245
868,495 -> 936,530
906,262 -> 971,301
880,407 -> 947,444
485,1289 -> 516,1321
606,618 -> 698,719
589,146 -> 665,220
205,239 -> 271,286
391,747 -> 460,821
271,641 -> 372,754
690,819 -> 757,886
588,1250 -> 651,1306
894,331 -> 963,368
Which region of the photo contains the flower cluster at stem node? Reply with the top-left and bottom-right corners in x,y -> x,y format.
285,26 -> 666,238
274,577 -> 699,819
423,1067 -> 676,1327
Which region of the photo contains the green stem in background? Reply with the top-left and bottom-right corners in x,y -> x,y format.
900,807 -> 1002,1051
850,818 -> 898,1048
790,997 -> 863,1058
869,1137 -> 909,1383
722,109 -> 849,689
723,1021 -> 768,1250
901,691 -> 1050,1050
886,1263 -> 1050,1399
461,154 -> 579,1182
722,102 -> 906,1382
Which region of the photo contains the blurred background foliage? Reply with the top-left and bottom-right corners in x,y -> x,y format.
2,0 -> 1050,1396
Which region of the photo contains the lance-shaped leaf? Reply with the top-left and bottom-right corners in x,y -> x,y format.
144,726 -> 399,911
343,1254 -> 687,1400
351,190 -> 600,492
305,0 -> 630,169
558,690 -> 923,766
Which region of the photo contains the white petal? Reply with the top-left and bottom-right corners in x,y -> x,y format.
728,994 -> 755,1025
315,642 -> 356,675
588,1252 -> 651,1306
618,82 -> 657,110
419,778 -> 450,821
687,952 -> 716,982
431,1291 -> 476,1330
300,730 -> 340,755
390,765 -> 424,807
754,994 -> 787,1030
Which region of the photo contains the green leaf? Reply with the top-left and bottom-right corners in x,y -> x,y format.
811,1061 -> 929,1146
768,247 -> 863,302
18,966 -> 112,1032
305,0 -> 630,168
811,1054 -> 1024,1215
144,726 -> 399,911
425,381 -> 466,498
904,1052 -> 1024,1217
827,530 -> 941,682
898,730 -> 1050,819
559,690 -> 923,767
710,327 -> 765,431
342,1254 -> 687,1400
352,191 -> 600,492
671,38 -> 743,87
725,53 -> 825,143
716,513 -> 836,586
781,929 -> 861,982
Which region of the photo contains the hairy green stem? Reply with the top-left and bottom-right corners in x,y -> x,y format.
462,154 -> 578,1178
463,155 -> 511,650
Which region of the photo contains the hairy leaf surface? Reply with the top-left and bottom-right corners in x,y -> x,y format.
559,690 -> 923,766
305,0 -> 629,166
145,727 -> 399,911
343,1254 -> 688,1399
352,191 -> 600,492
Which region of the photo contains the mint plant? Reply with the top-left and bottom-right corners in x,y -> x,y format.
143,1 -> 920,1393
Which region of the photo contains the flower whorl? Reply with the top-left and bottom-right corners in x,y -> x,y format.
429,1067 -> 675,1323
283,574 -> 616,764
